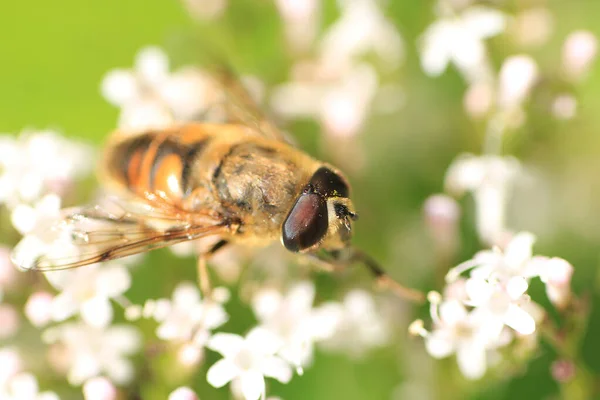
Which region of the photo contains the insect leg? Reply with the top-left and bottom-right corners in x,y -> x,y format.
349,249 -> 425,303
314,249 -> 425,303
196,239 -> 230,298
196,256 -> 212,298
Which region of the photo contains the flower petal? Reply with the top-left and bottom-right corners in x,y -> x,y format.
503,304 -> 536,335
207,359 -> 240,388
207,333 -> 245,357
246,328 -> 283,355
50,292 -> 78,322
506,276 -> 528,299
462,7 -> 506,38
504,232 -> 535,270
172,282 -> 201,307
438,300 -> 467,326
425,330 -> 455,358
81,297 -> 113,328
260,356 -> 292,383
240,370 -> 265,400
95,265 -> 131,298
465,278 -> 492,306
456,342 -> 487,379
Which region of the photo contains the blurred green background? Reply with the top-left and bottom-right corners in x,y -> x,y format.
2,0 -> 600,399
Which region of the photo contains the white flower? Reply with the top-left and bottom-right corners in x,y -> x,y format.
168,386 -> 198,400
207,328 -> 292,400
0,131 -> 92,207
562,30 -> 598,80
421,299 -> 507,379
24,292 -> 54,328
154,282 -> 228,345
45,263 -> 131,328
1,373 -> 59,400
101,47 -> 217,130
10,194 -> 61,235
0,305 -> 20,340
463,277 -> 536,336
82,377 -> 117,400
445,154 -> 520,245
43,323 -> 141,385
0,348 -> 22,388
251,282 -> 339,367
271,62 -> 378,138
320,0 -> 404,69
497,55 -> 538,110
319,290 -> 390,357
529,256 -> 574,309
446,233 -> 559,335
276,0 -> 320,53
419,6 -> 506,78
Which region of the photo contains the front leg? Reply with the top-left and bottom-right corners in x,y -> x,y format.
309,248 -> 425,303
196,239 -> 230,298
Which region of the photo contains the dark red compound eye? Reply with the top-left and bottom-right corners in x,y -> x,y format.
282,192 -> 328,252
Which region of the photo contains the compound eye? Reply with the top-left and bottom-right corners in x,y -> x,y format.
282,192 -> 328,252
309,167 -> 349,198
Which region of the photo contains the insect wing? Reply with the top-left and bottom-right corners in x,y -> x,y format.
212,66 -> 290,143
11,196 -> 228,272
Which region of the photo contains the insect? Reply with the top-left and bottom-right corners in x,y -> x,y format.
11,68 -> 423,302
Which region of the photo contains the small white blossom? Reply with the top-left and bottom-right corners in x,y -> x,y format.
552,94 -> 578,120
251,282 -> 339,368
0,247 -> 18,292
154,282 -> 228,345
45,263 -> 131,328
10,194 -> 61,235
1,373 -> 59,400
0,305 -> 20,339
24,292 -> 54,328
101,47 -> 218,130
0,131 -> 92,207
529,256 -> 574,309
446,232 -> 566,335
0,348 -> 22,388
562,30 -> 598,81
276,0 -> 320,53
419,6 -> 506,79
319,290 -> 390,357
445,154 -> 521,245
207,328 -> 292,400
43,323 -> 141,385
421,299 -> 506,379
423,194 -> 461,256
82,377 -> 117,400
497,55 -> 538,110
320,0 -> 405,69
271,62 -> 378,138
168,386 -> 198,400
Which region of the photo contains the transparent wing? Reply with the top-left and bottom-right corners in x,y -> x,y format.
11,195 -> 230,272
211,65 -> 289,143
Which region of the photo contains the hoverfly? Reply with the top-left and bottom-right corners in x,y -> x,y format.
11,67 -> 423,303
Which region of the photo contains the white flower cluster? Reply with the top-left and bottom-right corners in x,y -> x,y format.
271,0 -> 405,140
444,154 -> 521,246
0,130 -> 91,215
411,232 -> 573,379
122,281 -> 391,400
124,282 -> 229,367
101,47 -> 222,131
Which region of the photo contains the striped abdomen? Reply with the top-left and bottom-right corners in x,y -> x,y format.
102,124 -> 245,205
